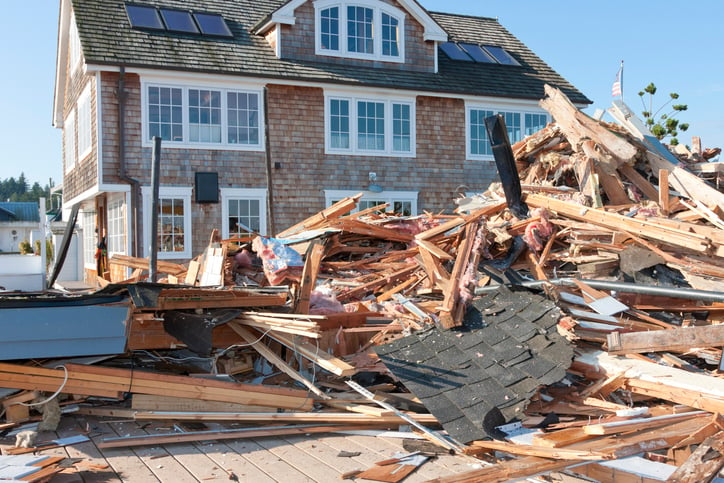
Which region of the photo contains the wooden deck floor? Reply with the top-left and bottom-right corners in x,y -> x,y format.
1,414 -> 481,482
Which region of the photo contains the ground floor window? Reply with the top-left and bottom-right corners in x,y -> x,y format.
106,196 -> 126,255
80,209 -> 96,267
324,189 -> 417,216
142,186 -> 192,259
220,188 -> 267,240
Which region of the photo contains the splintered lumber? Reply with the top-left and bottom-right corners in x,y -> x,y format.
229,323 -> 327,398
295,240 -> 326,314
154,288 -> 287,310
131,394 -> 270,413
540,84 -> 638,164
266,331 -> 356,377
665,432 -> 724,483
0,362 -> 312,410
582,410 -> 706,436
468,440 -> 610,461
276,193 -> 362,238
233,312 -> 321,338
525,193 -> 713,254
578,350 -> 724,414
607,324 -> 724,355
97,423 -> 388,449
429,456 -> 575,483
439,220 -> 481,329
132,410 -> 439,425
110,254 -> 186,275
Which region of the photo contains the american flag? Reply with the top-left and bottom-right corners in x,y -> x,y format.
612,63 -> 623,97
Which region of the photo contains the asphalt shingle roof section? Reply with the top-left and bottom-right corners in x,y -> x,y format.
71,0 -> 590,104
375,287 -> 574,443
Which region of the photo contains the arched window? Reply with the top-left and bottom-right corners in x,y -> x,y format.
316,0 -> 404,62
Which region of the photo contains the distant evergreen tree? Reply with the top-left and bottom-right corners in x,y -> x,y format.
0,173 -> 54,207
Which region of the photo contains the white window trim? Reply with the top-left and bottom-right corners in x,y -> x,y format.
220,188 -> 268,239
106,194 -> 126,257
142,186 -> 193,259
324,189 -> 418,215
140,80 -> 265,151
80,209 -> 96,269
69,14 -> 81,72
64,109 -> 76,173
77,84 -> 92,161
465,102 -> 549,161
314,0 -> 405,63
324,91 -> 416,156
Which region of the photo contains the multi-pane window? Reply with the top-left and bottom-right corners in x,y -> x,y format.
320,7 -> 339,51
347,6 -> 373,54
64,110 -> 76,173
81,210 -> 96,267
227,199 -> 261,238
189,89 -> 221,143
221,189 -> 267,239
77,85 -> 92,159
330,99 -> 350,149
142,187 -> 192,259
69,14 -> 81,71
148,86 -> 183,141
357,101 -> 385,150
316,1 -> 403,62
525,113 -> 548,136
326,95 -> 414,155
467,106 -> 549,158
107,197 -> 126,254
326,190 -> 417,216
158,197 -> 186,253
381,13 -> 399,57
145,84 -> 262,149
227,92 -> 259,145
392,103 -> 410,152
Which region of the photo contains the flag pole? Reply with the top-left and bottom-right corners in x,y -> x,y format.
619,60 -> 624,102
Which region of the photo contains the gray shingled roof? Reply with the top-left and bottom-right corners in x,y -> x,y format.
72,0 -> 590,104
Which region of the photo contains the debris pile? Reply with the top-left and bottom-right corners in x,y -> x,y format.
1,85 -> 723,482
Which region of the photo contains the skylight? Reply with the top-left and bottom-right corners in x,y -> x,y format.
124,3 -> 233,39
125,4 -> 164,30
193,13 -> 233,38
440,42 -> 473,62
160,9 -> 199,34
440,42 -> 519,66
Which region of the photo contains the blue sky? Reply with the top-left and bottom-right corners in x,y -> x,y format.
1,0 -> 722,187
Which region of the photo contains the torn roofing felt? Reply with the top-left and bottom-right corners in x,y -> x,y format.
375,286 -> 573,443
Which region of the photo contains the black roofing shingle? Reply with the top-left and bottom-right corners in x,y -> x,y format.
71,0 -> 590,103
375,286 -> 574,443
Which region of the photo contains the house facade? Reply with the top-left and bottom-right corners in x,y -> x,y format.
54,0 -> 589,281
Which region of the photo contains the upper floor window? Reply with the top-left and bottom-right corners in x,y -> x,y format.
325,92 -> 415,156
316,0 -> 404,62
466,104 -> 549,160
77,84 -> 92,160
69,14 -> 81,71
64,109 -> 76,174
142,82 -> 263,151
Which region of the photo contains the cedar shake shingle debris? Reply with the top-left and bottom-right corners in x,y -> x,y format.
2,86 -> 723,481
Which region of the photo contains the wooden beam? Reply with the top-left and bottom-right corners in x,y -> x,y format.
276,193 -> 362,238
666,431 -> 724,483
582,410 -> 706,436
659,168 -> 670,215
295,240 -> 326,314
133,410 -> 439,425
607,324 -> 724,355
229,323 -> 327,398
265,331 -> 356,377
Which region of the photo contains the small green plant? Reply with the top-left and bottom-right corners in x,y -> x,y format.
638,83 -> 689,145
18,240 -> 33,254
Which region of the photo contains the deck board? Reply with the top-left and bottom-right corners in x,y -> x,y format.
0,414 -> 476,482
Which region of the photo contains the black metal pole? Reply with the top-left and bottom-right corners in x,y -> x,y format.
484,114 -> 529,219
149,136 -> 161,282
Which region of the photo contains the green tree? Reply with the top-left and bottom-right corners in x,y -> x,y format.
638,83 -> 689,145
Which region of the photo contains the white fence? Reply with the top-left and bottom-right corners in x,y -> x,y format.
0,254 -> 44,292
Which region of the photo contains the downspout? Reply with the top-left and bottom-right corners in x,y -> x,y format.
117,66 -> 140,256
263,86 -> 276,235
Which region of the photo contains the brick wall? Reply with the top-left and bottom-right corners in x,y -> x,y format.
278,0 -> 435,73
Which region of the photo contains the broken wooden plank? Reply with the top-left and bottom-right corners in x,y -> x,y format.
607,324 -> 724,355
265,331 -> 356,377
582,410 -> 706,436
295,240 -> 326,314
666,431 -> 724,483
276,193 -> 362,238
468,440 -> 610,461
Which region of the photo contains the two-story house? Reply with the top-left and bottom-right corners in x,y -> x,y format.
54,0 -> 589,281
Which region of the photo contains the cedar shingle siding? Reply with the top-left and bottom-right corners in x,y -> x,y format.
58,0 -> 589,262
